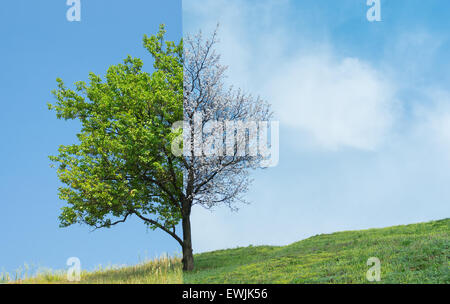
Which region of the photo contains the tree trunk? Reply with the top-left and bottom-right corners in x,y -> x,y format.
181,211 -> 194,271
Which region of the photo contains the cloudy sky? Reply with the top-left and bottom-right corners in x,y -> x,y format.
184,0 -> 450,252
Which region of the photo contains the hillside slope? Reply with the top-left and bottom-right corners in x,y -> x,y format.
184,218 -> 449,283
10,218 -> 449,284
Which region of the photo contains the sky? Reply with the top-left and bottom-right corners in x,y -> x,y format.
0,0 -> 182,275
0,0 -> 449,275
183,0 -> 450,252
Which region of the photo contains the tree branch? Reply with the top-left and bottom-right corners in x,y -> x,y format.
133,211 -> 183,246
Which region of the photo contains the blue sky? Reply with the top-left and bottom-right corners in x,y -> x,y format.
0,0 -> 181,275
1,0 -> 449,275
183,0 -> 450,251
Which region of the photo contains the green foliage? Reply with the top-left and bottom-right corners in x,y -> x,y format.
48,25 -> 183,231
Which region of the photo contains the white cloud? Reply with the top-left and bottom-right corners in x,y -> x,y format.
267,54 -> 397,150
184,0 -> 398,151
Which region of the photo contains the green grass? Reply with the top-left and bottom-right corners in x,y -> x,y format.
184,218 -> 449,283
3,219 -> 449,284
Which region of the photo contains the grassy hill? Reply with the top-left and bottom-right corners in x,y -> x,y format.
185,218 -> 449,283
6,218 -> 449,284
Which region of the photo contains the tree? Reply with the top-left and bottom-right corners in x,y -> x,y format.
180,29 -> 272,271
49,25 -> 272,272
